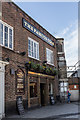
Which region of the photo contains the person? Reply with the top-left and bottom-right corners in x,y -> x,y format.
67,88 -> 71,103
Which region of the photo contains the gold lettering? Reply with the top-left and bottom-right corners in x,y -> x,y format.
28,24 -> 31,29
39,32 -> 41,37
34,28 -> 36,32
36,30 -> 39,35
31,26 -> 33,31
24,21 -> 28,27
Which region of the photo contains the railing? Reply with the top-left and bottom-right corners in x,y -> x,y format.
67,60 -> 80,77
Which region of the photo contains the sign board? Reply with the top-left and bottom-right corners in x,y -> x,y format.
16,96 -> 25,115
22,18 -> 55,47
16,69 -> 25,94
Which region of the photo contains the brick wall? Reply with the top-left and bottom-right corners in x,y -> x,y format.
2,2 -> 59,111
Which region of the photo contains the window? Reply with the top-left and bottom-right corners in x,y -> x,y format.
58,61 -> 65,67
49,83 -> 53,95
74,85 -> 77,89
60,82 -> 68,93
28,37 -> 39,60
59,57 -> 65,61
46,48 -> 54,65
0,20 -> 13,49
30,82 -> 37,98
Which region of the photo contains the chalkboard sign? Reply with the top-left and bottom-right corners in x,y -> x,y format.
16,96 -> 25,116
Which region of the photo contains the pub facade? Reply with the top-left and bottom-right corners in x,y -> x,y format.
0,1 -> 60,117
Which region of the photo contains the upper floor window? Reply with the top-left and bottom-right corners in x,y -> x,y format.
28,37 -> 39,60
0,20 -> 13,50
46,48 -> 54,65
59,57 -> 65,61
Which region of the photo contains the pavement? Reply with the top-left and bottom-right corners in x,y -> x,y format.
2,102 -> 80,119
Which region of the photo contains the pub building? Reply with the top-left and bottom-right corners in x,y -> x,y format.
0,1 -> 63,118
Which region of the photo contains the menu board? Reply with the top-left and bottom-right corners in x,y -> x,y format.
16,69 -> 25,94
16,96 -> 25,115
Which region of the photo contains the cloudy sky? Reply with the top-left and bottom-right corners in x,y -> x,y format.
14,1 -> 78,66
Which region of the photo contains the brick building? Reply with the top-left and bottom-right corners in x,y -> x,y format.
56,38 -> 68,101
67,61 -> 80,101
0,1 -> 69,118
0,2 -> 60,118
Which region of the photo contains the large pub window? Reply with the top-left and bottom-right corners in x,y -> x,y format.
30,82 -> 37,98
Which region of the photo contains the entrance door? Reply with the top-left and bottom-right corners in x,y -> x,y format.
40,83 -> 46,106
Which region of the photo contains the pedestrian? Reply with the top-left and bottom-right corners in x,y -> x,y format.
67,88 -> 71,103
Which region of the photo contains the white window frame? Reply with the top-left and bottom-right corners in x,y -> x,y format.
46,48 -> 54,66
0,20 -> 13,50
59,57 -> 65,61
28,37 -> 39,60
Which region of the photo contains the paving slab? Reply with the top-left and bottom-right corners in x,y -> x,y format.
4,102 -> 79,119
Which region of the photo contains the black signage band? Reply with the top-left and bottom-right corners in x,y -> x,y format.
22,18 -> 54,47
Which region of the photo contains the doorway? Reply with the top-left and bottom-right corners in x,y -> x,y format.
40,83 -> 46,106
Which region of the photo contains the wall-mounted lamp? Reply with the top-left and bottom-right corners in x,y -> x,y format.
20,52 -> 26,56
25,62 -> 29,68
5,58 -> 10,62
10,68 -> 15,75
43,61 -> 47,64
25,62 -> 29,75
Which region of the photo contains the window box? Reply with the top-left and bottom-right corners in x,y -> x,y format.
26,61 -> 57,76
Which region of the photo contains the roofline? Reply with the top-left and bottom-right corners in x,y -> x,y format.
56,38 -> 64,40
8,1 -> 57,41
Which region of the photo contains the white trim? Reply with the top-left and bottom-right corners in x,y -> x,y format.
28,37 -> 39,60
0,61 -> 9,119
46,48 -> 54,65
47,62 -> 54,66
59,79 -> 68,81
0,60 -> 9,64
0,20 -> 13,29
28,37 -> 38,45
28,55 -> 39,61
57,52 -> 64,54
0,20 -> 13,50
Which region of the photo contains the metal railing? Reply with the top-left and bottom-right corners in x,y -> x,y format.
67,60 -> 80,77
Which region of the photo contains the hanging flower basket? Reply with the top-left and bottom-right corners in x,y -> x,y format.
27,61 -> 57,76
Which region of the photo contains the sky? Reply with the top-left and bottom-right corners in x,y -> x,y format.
14,1 -> 78,66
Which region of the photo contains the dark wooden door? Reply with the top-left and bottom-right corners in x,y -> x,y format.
40,83 -> 45,106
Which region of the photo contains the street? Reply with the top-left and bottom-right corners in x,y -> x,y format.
3,102 -> 80,119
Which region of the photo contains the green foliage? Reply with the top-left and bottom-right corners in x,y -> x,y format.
28,61 -> 57,76
46,67 -> 50,74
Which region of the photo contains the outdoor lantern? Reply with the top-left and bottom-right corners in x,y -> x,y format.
6,57 -> 10,62
10,68 -> 15,75
20,51 -> 26,56
25,62 -> 29,69
43,61 -> 47,64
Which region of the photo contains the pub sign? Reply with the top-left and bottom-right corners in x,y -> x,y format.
16,69 -> 25,94
22,18 -> 55,47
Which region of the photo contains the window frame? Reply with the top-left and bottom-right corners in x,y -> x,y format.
30,82 -> 37,98
0,20 -> 13,50
46,48 -> 54,66
28,37 -> 39,60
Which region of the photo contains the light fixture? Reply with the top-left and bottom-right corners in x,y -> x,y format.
20,52 -> 26,56
43,61 -> 47,64
6,58 -> 10,62
25,62 -> 29,68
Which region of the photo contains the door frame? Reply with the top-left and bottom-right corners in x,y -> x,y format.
0,61 -> 9,119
